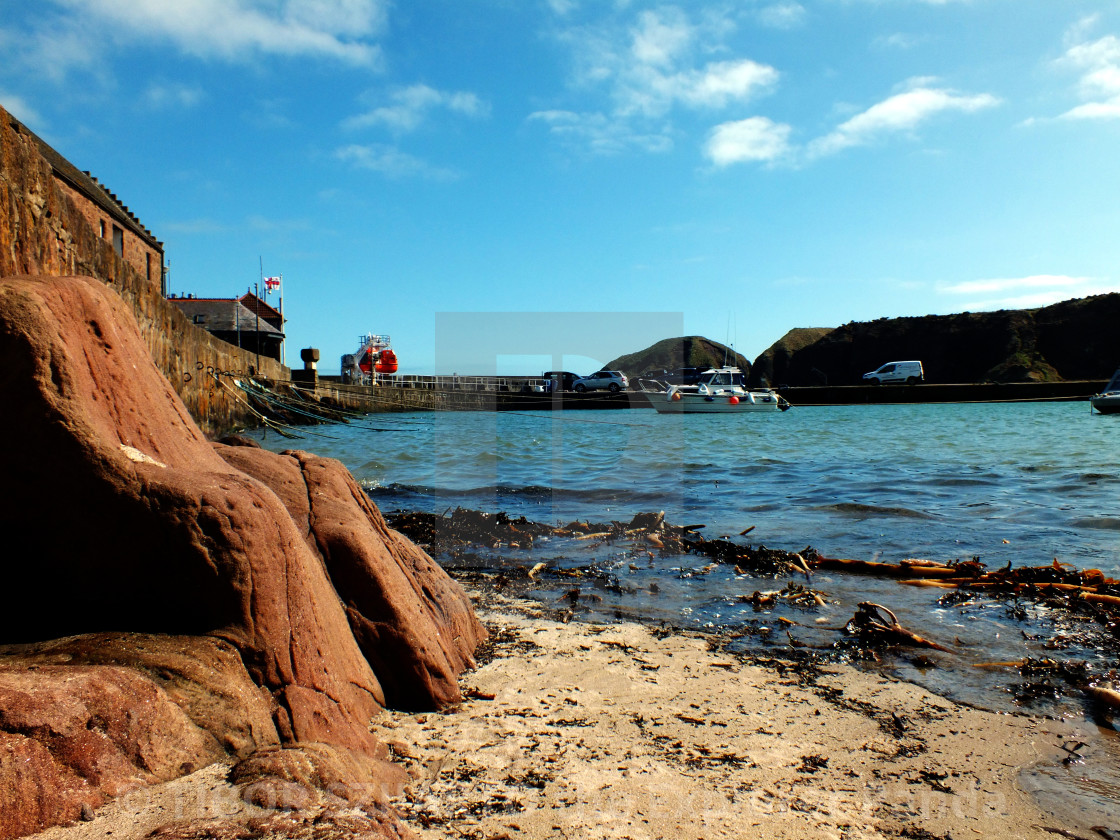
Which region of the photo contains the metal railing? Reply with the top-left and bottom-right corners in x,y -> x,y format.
339,373 -> 552,392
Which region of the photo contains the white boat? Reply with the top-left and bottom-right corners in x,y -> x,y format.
1091,368 -> 1120,415
652,367 -> 791,414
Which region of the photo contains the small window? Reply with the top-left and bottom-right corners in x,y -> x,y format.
111,225 -> 123,256
146,252 -> 151,281
99,220 -> 106,238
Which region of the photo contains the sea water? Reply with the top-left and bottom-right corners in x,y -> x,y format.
248,401 -> 1120,821
258,401 -> 1119,573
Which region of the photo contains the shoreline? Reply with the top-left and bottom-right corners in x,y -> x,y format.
25,592 -> 1112,840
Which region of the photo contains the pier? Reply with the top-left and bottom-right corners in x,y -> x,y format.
313,375 -> 649,413
293,374 -> 1108,417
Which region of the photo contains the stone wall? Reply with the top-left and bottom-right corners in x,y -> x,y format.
54,178 -> 164,289
0,104 -> 286,435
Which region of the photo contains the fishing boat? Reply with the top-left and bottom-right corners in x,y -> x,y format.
1091,368 -> 1120,414
651,367 -> 791,414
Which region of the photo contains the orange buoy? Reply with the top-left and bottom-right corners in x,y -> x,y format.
671,392 -> 682,401
729,396 -> 739,405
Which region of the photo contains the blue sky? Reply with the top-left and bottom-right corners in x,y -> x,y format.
2,0 -> 1119,375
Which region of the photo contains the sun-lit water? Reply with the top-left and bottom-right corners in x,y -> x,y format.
248,401 -> 1120,823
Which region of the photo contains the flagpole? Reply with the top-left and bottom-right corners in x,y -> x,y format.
279,274 -> 285,367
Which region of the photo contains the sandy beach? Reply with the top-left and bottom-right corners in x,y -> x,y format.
28,591 -> 1111,840
377,597 -> 1097,840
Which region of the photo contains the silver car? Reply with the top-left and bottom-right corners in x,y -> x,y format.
573,370 -> 629,393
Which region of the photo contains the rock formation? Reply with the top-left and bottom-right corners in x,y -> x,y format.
0,274 -> 486,838
216,444 -> 484,712
607,335 -> 751,378
746,327 -> 834,387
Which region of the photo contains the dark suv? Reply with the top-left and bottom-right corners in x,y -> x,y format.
542,371 -> 581,391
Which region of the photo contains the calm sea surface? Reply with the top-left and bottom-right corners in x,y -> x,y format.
248,401 -> 1120,820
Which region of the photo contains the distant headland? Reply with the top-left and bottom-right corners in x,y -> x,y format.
609,293 -> 1119,388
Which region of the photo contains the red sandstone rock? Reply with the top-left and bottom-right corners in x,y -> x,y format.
216,445 -> 487,710
0,664 -> 224,837
0,632 -> 279,839
0,275 -> 387,758
0,274 -> 485,837
0,731 -> 99,840
0,633 -> 280,757
231,741 -> 407,809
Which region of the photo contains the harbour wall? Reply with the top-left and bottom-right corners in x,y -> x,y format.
313,379 -> 647,412
304,377 -> 1108,414
1,105 -> 287,436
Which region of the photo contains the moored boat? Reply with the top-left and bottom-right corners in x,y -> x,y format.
651,367 -> 791,414
1091,368 -> 1120,414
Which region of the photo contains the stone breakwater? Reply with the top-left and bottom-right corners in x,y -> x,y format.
0,275 -> 487,839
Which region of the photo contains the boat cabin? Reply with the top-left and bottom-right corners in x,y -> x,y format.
700,368 -> 746,389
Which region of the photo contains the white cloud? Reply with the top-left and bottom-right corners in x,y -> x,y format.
705,117 -> 791,165
807,81 -> 999,158
542,6 -> 778,156
618,58 -> 778,118
1055,29 -> 1120,121
39,0 -> 387,72
344,84 -> 489,133
681,60 -> 780,109
1061,100 -> 1120,119
1064,14 -> 1103,49
940,275 -> 1090,295
527,110 -> 673,155
630,8 -> 694,68
334,143 -> 459,180
938,274 -> 1120,310
757,2 -> 806,30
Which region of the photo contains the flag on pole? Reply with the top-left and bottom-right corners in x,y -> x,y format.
264,276 -> 281,294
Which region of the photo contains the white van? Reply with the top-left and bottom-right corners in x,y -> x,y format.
863,360 -> 924,385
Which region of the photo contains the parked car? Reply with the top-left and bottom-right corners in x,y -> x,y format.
573,370 -> 629,393
541,370 -> 581,391
863,360 -> 924,385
